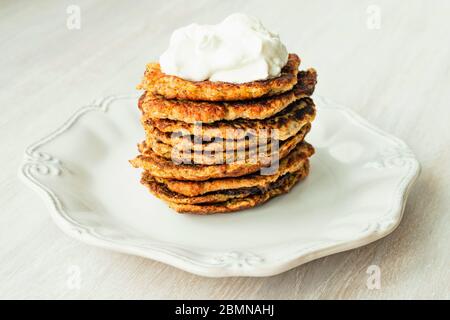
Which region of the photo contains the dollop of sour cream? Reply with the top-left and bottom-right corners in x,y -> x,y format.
159,13 -> 289,83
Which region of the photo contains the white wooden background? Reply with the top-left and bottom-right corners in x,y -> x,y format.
1,0 -> 449,299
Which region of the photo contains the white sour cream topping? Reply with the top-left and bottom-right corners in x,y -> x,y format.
159,13 -> 289,83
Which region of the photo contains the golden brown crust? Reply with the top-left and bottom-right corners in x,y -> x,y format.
142,162 -> 309,205
167,169 -> 306,214
139,69 -> 317,123
141,123 -> 311,165
142,172 -> 255,204
129,140 -> 314,181
144,98 -> 316,141
143,125 -> 271,152
137,54 -> 300,101
155,149 -> 311,197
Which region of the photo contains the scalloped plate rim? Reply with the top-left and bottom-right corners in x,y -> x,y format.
18,94 -> 421,277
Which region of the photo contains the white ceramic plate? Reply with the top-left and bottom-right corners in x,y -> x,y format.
19,95 -> 420,277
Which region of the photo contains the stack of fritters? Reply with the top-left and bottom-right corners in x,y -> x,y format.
130,53 -> 317,214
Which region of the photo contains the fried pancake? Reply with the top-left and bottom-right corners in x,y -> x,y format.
167,169 -> 306,214
143,172 -> 255,204
144,125 -> 271,152
139,69 -> 317,123
141,123 -> 311,165
155,148 -> 312,197
144,98 -> 315,141
130,140 -> 314,181
142,160 -> 309,205
137,54 -> 300,101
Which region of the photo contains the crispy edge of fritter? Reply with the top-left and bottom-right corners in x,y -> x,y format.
154,150 -> 311,197
141,174 -> 251,204
141,161 -> 309,205
129,140 -> 314,181
137,53 -> 300,101
141,123 -> 311,165
166,168 -> 307,214
139,68 -> 317,123
144,97 -> 316,141
143,125 -> 272,152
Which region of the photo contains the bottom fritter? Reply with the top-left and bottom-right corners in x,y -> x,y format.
141,164 -> 309,214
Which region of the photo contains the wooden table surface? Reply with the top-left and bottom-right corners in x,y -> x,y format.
1,0 -> 449,299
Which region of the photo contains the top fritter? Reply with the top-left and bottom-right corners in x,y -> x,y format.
137,13 -> 300,101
